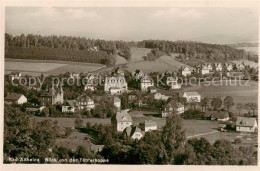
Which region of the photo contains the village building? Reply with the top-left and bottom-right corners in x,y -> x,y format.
181,67 -> 192,77
113,96 -> 121,110
84,74 -> 96,91
201,63 -> 213,75
154,92 -> 170,101
62,100 -> 79,113
209,111 -> 229,121
77,95 -> 95,110
5,93 -> 27,104
112,110 -> 133,132
167,77 -> 181,89
111,67 -> 125,76
236,63 -> 245,71
236,117 -> 258,133
140,75 -> 154,91
40,86 -> 64,106
104,76 -> 128,95
225,63 -> 233,71
161,100 -> 184,117
132,69 -> 145,80
9,72 -> 22,81
144,120 -> 157,132
26,106 -> 46,114
215,63 -> 223,71
183,92 -> 201,103
123,125 -> 144,140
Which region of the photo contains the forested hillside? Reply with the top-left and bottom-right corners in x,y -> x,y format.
136,40 -> 258,63
5,33 -> 258,66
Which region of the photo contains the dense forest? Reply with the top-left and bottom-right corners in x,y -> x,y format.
5,33 -> 258,66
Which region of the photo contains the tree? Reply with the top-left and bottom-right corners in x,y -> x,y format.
211,97 -> 222,111
236,103 -> 244,116
161,113 -> 186,164
201,97 -> 210,111
223,96 -> 234,112
74,117 -> 83,128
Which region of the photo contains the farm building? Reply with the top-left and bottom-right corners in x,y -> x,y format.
26,106 -> 46,114
161,100 -> 184,117
209,111 -> 229,121
183,92 -> 201,103
112,110 -> 133,132
236,117 -> 258,133
154,93 -> 170,101
123,125 -> 144,140
5,93 -> 27,104
62,100 -> 79,113
144,120 -> 157,132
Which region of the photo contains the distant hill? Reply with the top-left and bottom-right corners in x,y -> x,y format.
188,34 -> 258,45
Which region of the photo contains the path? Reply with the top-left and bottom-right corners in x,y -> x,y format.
186,130 -> 219,139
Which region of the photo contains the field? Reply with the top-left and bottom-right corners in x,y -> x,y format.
5,58 -> 105,76
130,47 -> 152,62
33,117 -> 111,128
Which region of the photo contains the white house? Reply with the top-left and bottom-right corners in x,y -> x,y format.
182,67 -> 191,77
5,93 -> 27,104
104,76 -> 128,94
124,125 -> 144,140
112,110 -> 133,132
215,63 -> 223,71
113,96 -> 121,110
144,120 -> 157,132
62,100 -> 79,113
77,95 -> 95,110
9,72 -> 22,81
183,92 -> 201,103
154,93 -> 170,101
225,63 -> 233,71
84,74 -> 96,91
201,63 -> 213,75
161,100 -> 184,117
140,75 -> 154,91
236,117 -> 258,133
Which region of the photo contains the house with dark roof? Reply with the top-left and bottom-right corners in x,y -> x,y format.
144,120 -> 157,132
111,110 -> 133,132
236,117 -> 258,132
77,95 -> 95,110
123,125 -> 144,140
104,75 -> 128,95
5,93 -> 27,104
161,100 -> 184,117
40,86 -> 64,106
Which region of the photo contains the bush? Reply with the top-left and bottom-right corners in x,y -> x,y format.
234,138 -> 242,144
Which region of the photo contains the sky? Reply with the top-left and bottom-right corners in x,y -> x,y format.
5,7 -> 259,44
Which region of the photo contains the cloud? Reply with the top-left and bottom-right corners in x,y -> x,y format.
152,8 -> 204,19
